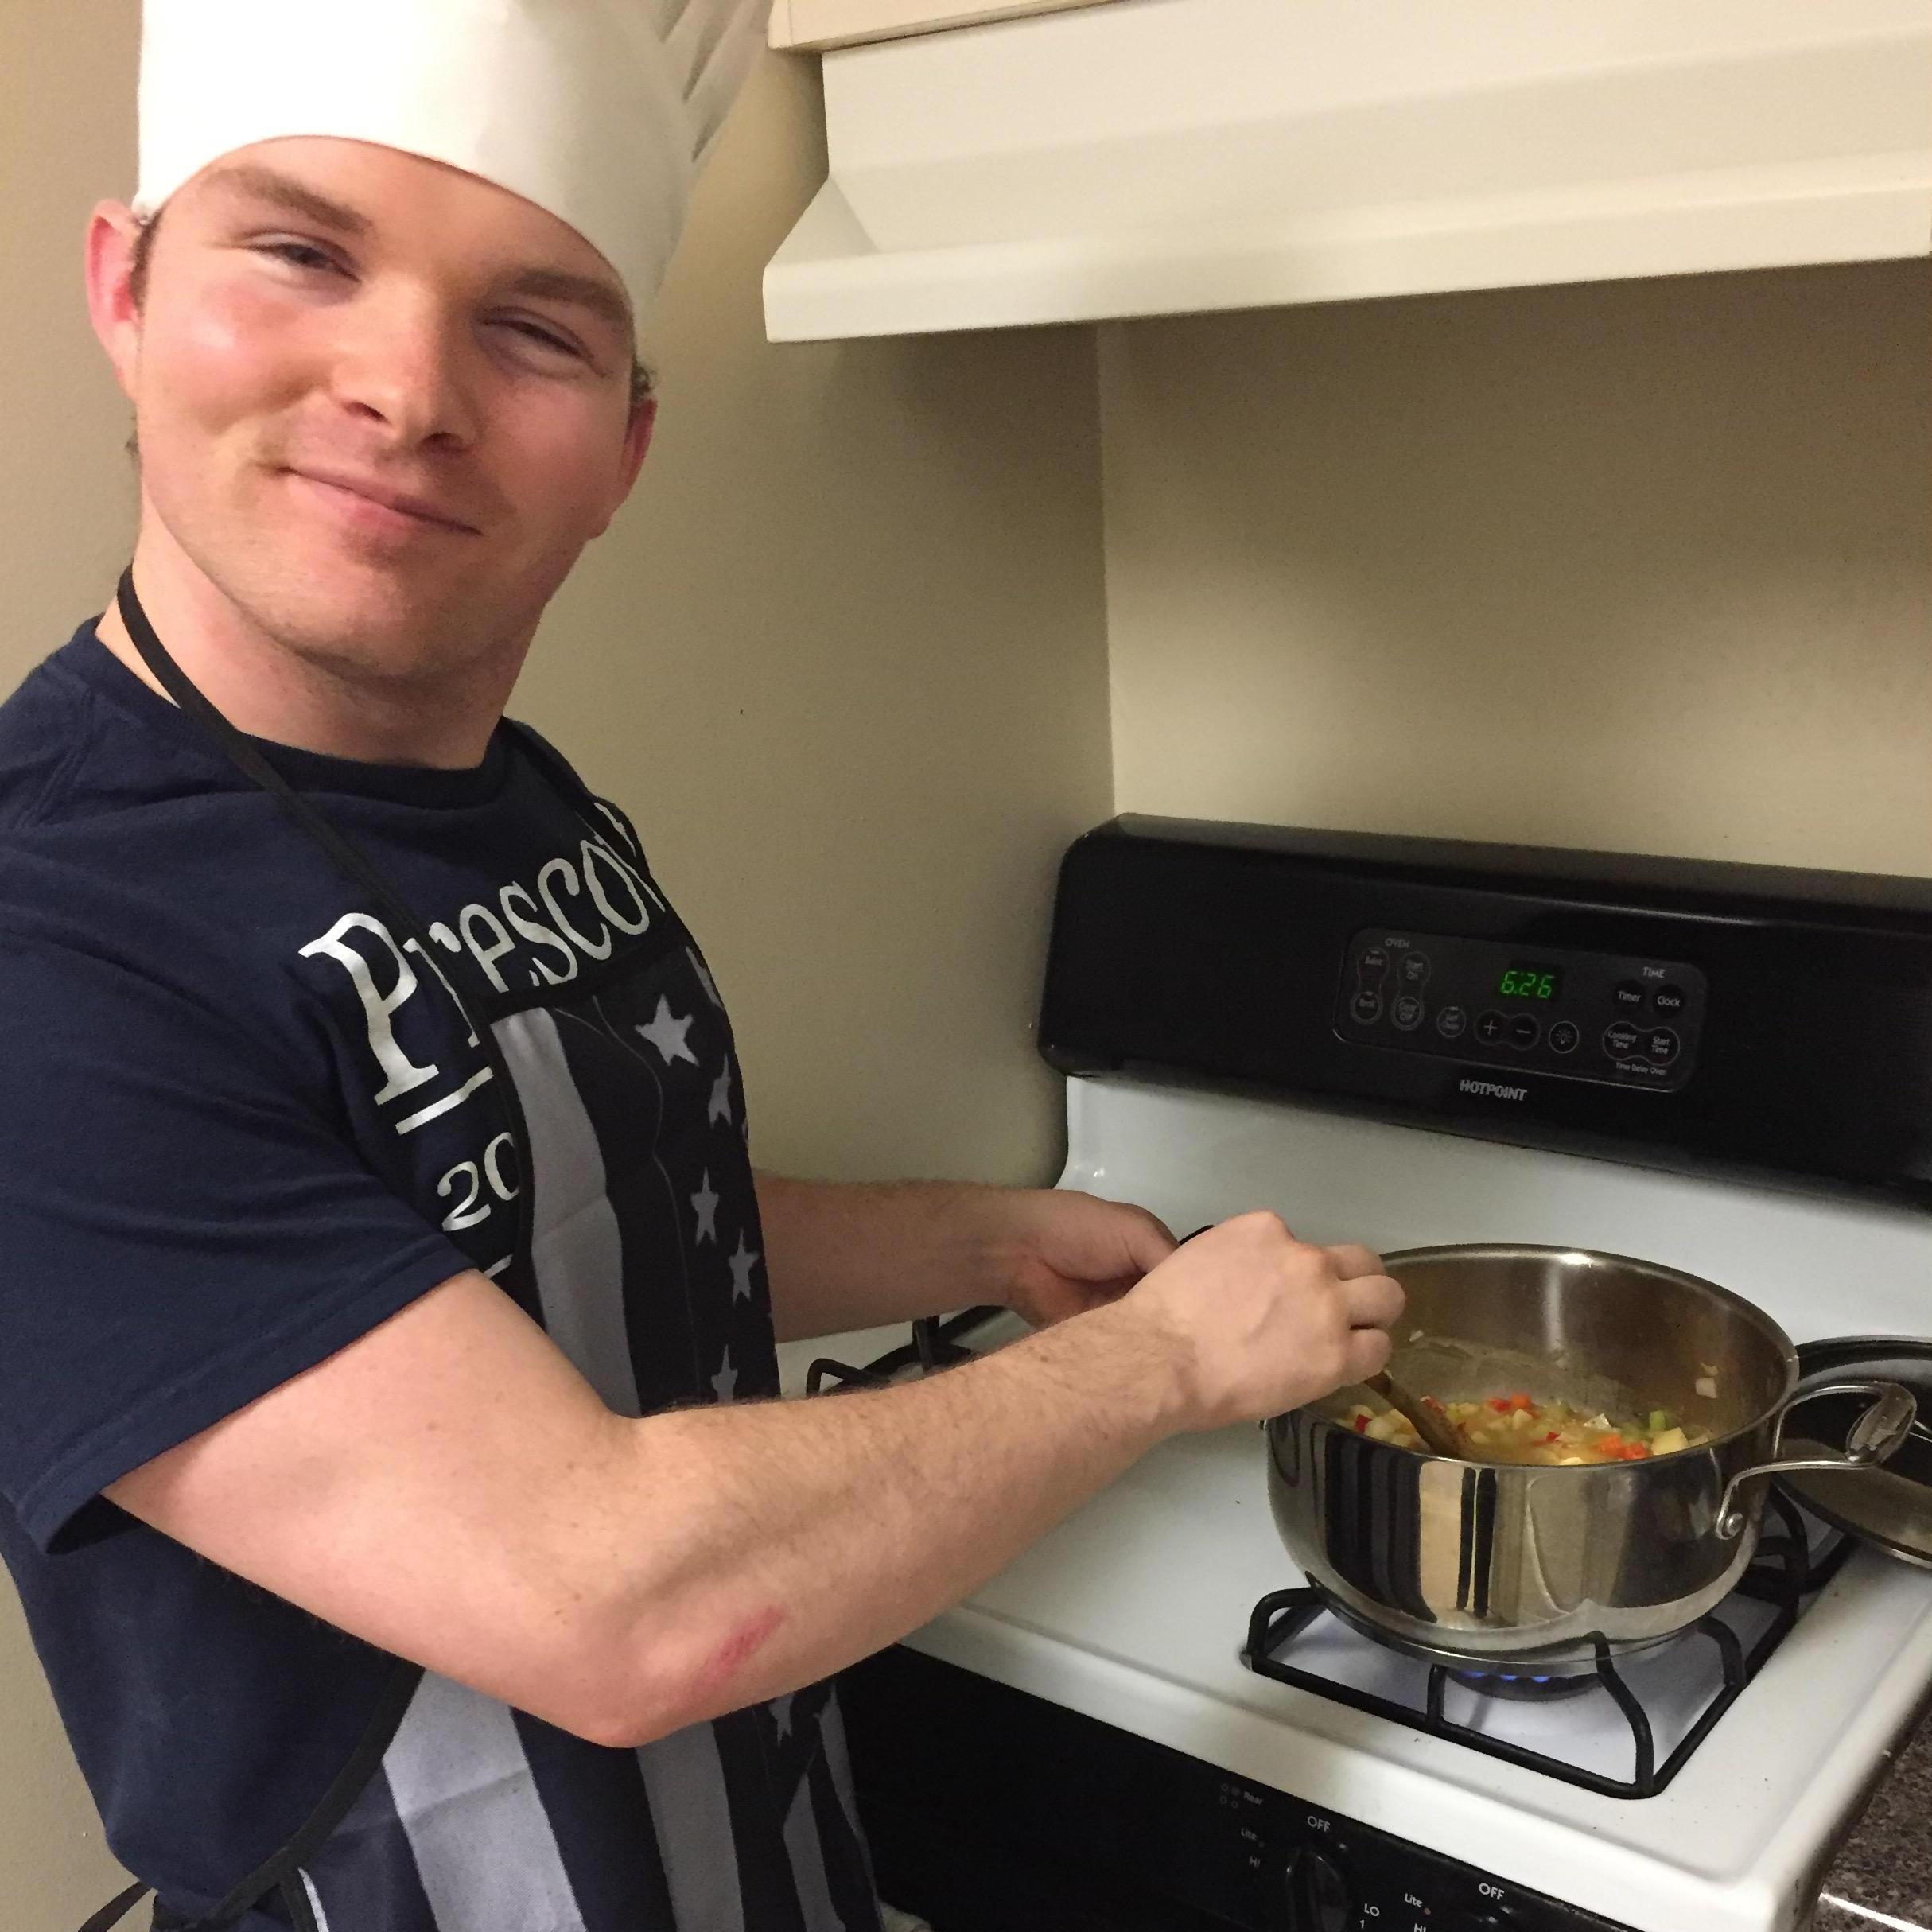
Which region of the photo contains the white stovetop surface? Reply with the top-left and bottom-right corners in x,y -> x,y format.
777,1076 -> 1932,1932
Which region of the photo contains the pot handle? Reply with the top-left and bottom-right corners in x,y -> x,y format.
1714,1379 -> 1918,1540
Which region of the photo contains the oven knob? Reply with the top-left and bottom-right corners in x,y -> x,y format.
1284,1849 -> 1352,1930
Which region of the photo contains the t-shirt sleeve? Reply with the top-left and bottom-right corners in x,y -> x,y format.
0,939 -> 472,1553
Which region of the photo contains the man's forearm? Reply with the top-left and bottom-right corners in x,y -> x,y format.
106,1222 -> 1384,1755
593,1298 -> 1187,1744
756,1173 -> 1012,1340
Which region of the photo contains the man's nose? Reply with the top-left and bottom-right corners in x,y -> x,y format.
326,290 -> 477,449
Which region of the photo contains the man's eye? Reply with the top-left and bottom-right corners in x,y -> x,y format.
498,319 -> 582,357
255,240 -> 339,274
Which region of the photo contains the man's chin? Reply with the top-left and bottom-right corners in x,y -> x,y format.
171,503 -> 540,690
245,580 -> 498,689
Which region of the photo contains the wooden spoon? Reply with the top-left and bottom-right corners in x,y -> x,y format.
1367,1368 -> 1466,1458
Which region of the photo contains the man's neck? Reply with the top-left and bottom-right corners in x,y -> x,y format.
98,526 -> 519,771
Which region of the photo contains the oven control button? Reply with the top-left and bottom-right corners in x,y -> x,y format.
1359,947 -> 1392,983
1613,980 -> 1649,1011
1400,950 -> 1432,986
1392,993 -> 1426,1032
1350,989 -> 1386,1026
1654,982 -> 1687,1016
1604,1020 -> 1641,1058
1548,1020 -> 1580,1055
1647,1027 -> 1681,1066
1436,1004 -> 1468,1040
1507,1014 -> 1541,1050
1285,1849 -> 1352,1930
1475,1010 -> 1507,1046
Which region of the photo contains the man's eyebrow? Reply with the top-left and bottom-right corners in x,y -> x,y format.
200,161 -> 373,238
200,162 -> 631,336
503,267 -> 632,337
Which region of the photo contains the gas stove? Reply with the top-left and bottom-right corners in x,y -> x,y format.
778,822 -> 1932,1932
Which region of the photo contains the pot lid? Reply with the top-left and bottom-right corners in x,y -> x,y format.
1779,1338 -> 1932,1571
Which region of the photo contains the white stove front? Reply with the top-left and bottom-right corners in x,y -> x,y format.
780,1075 -> 1932,1932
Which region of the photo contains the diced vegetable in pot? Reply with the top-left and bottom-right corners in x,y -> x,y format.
1335,1392 -> 1712,1465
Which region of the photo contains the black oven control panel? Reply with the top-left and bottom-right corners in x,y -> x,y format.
1251,1784 -> 1633,1932
1044,817 -> 1932,1203
1335,927 -> 1707,1091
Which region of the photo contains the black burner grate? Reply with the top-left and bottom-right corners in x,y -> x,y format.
1243,1491 -> 1851,1799
806,1307 -> 1002,1395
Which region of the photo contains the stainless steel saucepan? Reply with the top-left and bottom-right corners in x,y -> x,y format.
1265,1244 -> 1915,1667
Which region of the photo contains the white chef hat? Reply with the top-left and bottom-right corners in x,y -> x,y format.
134,0 -> 768,329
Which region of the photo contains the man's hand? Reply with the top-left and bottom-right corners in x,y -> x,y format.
987,1188 -> 1176,1329
755,1175 -> 1175,1342
1102,1213 -> 1404,1431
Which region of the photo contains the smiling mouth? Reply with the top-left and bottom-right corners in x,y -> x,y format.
286,468 -> 480,535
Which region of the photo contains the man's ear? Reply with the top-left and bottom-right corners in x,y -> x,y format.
85,203 -> 149,404
624,392 -> 658,483
591,393 -> 657,538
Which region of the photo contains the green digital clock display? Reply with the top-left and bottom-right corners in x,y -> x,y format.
1498,964 -> 1562,1001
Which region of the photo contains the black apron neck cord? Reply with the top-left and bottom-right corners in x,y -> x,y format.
84,571 -> 499,1931
76,1881 -> 150,1932
109,568 -> 555,1273
111,571 -> 492,1039
111,572 -> 614,1006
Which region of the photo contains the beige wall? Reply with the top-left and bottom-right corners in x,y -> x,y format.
521,71 -> 1107,1186
1100,261 -> 1932,875
0,10 -> 1107,1920
2,6 -> 149,1915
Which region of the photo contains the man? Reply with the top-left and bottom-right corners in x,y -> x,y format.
0,4 -> 1403,1928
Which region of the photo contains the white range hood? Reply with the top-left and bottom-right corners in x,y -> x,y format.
764,0 -> 1932,341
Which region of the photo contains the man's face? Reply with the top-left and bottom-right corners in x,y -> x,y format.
95,138 -> 652,690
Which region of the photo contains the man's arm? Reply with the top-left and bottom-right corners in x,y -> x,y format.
755,1174 -> 1176,1341
107,1214 -> 1399,1751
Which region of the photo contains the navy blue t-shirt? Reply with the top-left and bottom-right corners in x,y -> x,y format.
0,625 -> 880,1931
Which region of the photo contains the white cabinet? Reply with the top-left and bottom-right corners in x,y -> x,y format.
764,0 -> 1932,340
